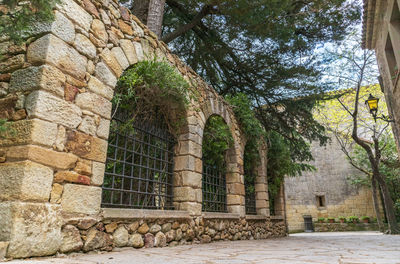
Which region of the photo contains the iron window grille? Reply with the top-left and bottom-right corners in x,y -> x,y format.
245,174 -> 257,215
202,164 -> 227,212
101,111 -> 175,210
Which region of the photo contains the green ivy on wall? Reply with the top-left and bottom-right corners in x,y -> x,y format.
202,115 -> 233,169
113,59 -> 192,134
0,0 -> 59,43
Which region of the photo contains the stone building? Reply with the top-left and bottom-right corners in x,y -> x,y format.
363,0 -> 400,153
0,0 -> 285,259
285,137 -> 377,232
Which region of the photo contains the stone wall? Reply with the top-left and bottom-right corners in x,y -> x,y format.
57,210 -> 285,254
314,222 -> 381,232
363,0 -> 400,154
285,137 -> 379,232
0,0 -> 282,259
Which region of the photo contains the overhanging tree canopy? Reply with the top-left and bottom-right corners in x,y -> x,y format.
124,0 -> 361,163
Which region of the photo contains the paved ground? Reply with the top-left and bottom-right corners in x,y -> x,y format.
7,232 -> 400,264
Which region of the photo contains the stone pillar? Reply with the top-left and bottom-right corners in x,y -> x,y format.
226,147 -> 246,216
255,143 -> 270,216
172,109 -> 204,216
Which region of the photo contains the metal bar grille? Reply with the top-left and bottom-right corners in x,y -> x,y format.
202,164 -> 227,212
101,113 -> 175,210
245,174 -> 257,215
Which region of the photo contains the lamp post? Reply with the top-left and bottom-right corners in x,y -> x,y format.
365,94 -> 379,122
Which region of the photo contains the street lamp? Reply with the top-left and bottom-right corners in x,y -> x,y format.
365,94 -> 379,122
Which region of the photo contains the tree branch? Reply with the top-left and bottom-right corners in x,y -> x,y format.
163,0 -> 216,43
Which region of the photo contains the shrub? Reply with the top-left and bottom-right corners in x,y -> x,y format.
361,216 -> 370,222
347,216 -> 359,223
317,217 -> 325,223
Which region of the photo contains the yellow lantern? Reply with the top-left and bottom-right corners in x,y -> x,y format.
365,94 -> 379,121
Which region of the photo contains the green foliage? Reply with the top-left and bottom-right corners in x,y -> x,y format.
266,130 -> 315,213
225,93 -> 265,184
347,216 -> 359,223
361,216 -> 370,221
347,135 -> 400,221
317,217 -> 325,222
0,0 -> 59,43
327,217 -> 335,221
157,0 -> 360,162
114,59 -> 191,133
339,216 -> 346,222
0,119 -> 9,138
202,115 -> 233,169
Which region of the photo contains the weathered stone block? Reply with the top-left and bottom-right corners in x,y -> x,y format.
6,145 -> 78,170
113,226 -> 129,247
0,161 -> 53,202
91,161 -> 105,186
78,115 -> 98,136
27,34 -> 88,80
0,202 -> 62,258
0,54 -> 25,73
174,155 -> 196,171
61,184 -> 102,214
111,47 -> 130,70
75,92 -> 112,119
87,76 -> 114,101
120,39 -> 138,65
95,62 -> 117,88
60,225 -> 83,253
0,241 -> 8,260
54,171 -> 91,185
118,20 -> 133,35
175,202 -> 202,216
25,90 -> 82,129
133,42 -> 145,61
50,183 -> 63,204
57,0 -> 93,31
100,48 -> 123,77
0,119 -> 58,148
9,65 -> 66,97
174,187 -> 201,202
129,234 -> 144,248
91,19 -> 108,47
97,118 -> 111,139
65,130 -> 108,162
83,228 -> 112,252
74,33 -> 97,59
29,11 -> 75,44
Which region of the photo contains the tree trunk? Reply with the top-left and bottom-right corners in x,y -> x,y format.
376,172 -> 400,234
131,0 -> 150,24
147,0 -> 166,38
371,175 -> 384,232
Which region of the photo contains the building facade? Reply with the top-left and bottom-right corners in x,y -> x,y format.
0,0 -> 286,259
363,0 -> 400,153
285,137 -> 378,232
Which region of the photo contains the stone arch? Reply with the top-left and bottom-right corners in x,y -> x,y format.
200,94 -> 246,216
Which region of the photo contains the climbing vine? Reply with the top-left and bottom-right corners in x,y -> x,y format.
0,0 -> 59,43
225,93 -> 265,174
113,59 -> 191,134
202,115 -> 234,169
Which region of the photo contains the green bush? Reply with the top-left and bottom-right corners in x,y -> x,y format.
317,217 -> 325,223
347,216 -> 359,223
114,59 -> 191,133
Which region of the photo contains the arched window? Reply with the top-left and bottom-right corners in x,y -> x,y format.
101,110 -> 175,210
201,115 -> 233,212
244,144 -> 257,215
